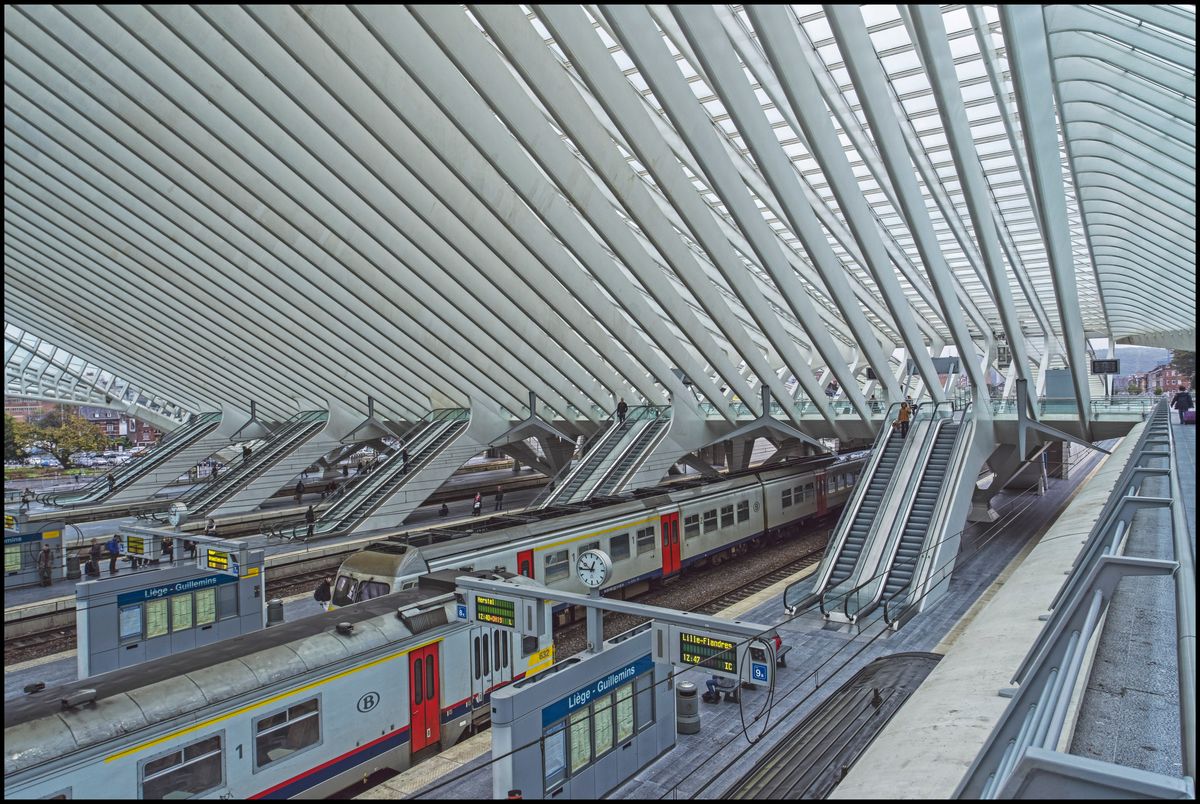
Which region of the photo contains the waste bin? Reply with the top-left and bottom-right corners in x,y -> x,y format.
65,554 -> 81,580
676,681 -> 700,734
267,598 -> 284,627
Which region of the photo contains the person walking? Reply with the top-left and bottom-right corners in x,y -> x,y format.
897,400 -> 912,439
106,534 -> 122,575
494,485 -> 504,512
616,398 -> 628,428
37,545 -> 53,586
342,464 -> 349,478
211,464 -> 220,482
1171,385 -> 1193,425
314,577 -> 332,612
106,473 -> 116,494
20,487 -> 33,512
183,537 -> 196,561
294,479 -> 305,503
472,492 -> 483,517
242,444 -> 252,461
305,505 -> 316,539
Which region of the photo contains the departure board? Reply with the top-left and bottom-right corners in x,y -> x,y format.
206,548 -> 230,572
678,631 -> 736,673
126,535 -> 146,556
474,595 -> 516,628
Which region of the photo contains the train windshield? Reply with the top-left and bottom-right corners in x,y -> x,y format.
356,580 -> 390,601
332,575 -> 356,607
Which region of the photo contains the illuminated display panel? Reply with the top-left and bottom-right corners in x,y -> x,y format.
474,595 -> 516,628
206,549 -> 230,572
678,632 -> 736,673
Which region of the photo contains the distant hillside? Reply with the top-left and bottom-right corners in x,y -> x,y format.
1094,346 -> 1171,374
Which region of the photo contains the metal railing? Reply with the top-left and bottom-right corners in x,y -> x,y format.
954,400 -> 1193,798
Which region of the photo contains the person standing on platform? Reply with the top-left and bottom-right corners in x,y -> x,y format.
472,492 -> 483,517
616,398 -> 628,428
494,485 -> 504,512
295,479 -> 305,503
439,502 -> 450,517
314,577 -> 332,612
342,463 -> 349,478
305,505 -> 316,539
897,400 -> 912,439
1171,385 -> 1193,425
204,518 -> 217,540
20,487 -> 33,511
37,545 -> 53,586
161,536 -> 174,565
106,534 -> 122,575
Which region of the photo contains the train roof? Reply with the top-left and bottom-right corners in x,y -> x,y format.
4,569 -> 507,737
383,452 -> 857,552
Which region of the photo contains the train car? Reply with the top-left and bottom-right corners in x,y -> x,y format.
3,570 -> 555,800
331,453 -> 867,613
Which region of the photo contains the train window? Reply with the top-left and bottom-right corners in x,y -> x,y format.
544,550 -> 569,582
483,636 -> 490,676
581,541 -> 599,554
615,683 -> 634,743
593,693 -> 614,758
502,632 -> 509,668
636,527 -> 656,556
703,509 -> 717,533
737,501 -> 750,523
414,659 -> 424,704
474,637 -> 481,680
522,635 -> 539,657
805,482 -> 815,498
140,733 -> 224,799
427,657 -> 435,699
794,485 -> 804,501
494,631 -> 501,671
332,575 -> 356,608
610,533 -> 630,561
171,593 -> 193,632
254,697 -> 321,770
782,488 -> 793,508
683,514 -> 700,540
569,708 -> 591,773
720,505 -> 734,528
355,580 -> 390,602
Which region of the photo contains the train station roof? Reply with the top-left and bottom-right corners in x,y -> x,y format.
3,5 -> 1195,423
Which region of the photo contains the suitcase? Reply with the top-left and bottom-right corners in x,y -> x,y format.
1184,409 -> 1196,424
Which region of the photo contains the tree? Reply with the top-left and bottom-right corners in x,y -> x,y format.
4,413 -> 34,463
1125,380 -> 1140,395
28,409 -> 108,469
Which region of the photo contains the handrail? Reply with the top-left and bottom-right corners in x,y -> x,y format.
593,413 -> 673,496
1166,404 -> 1196,780
582,412 -> 670,498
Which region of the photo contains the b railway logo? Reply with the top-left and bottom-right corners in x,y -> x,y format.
357,691 -> 380,713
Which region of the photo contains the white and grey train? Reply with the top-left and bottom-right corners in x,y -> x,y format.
331,453 -> 867,613
4,570 -> 557,800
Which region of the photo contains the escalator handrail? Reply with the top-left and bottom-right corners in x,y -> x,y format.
535,417 -> 624,508
577,416 -> 655,499
591,415 -> 671,497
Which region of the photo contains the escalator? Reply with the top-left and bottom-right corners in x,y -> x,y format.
536,419 -> 625,508
43,411 -> 223,506
824,429 -> 905,590
298,410 -> 469,538
587,414 -> 670,498
879,422 -> 960,601
181,410 -> 328,516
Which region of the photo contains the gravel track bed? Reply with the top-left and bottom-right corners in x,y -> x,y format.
554,521 -> 833,658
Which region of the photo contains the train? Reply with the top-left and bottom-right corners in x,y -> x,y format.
331,452 -> 868,614
3,569 -> 556,800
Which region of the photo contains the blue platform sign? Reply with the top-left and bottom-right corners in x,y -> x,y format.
456,603 -> 468,620
542,653 -> 654,726
751,662 -> 768,683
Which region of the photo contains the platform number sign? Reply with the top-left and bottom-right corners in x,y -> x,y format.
474,595 -> 516,628
751,663 -> 768,682
679,631 -> 736,674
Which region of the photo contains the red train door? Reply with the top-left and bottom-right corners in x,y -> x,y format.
660,512 -> 681,576
816,472 -> 828,516
409,643 -> 440,753
517,549 -> 534,579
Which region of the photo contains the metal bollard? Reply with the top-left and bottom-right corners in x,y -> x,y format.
676,681 -> 700,734
266,598 -> 284,627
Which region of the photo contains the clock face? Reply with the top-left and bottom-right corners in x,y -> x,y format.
576,549 -> 612,588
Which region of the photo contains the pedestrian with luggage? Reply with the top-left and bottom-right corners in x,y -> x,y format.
1172,385 -> 1193,425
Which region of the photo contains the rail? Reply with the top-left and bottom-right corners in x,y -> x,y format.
954,400 -> 1192,798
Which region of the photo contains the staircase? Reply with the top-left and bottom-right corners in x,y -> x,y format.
182,410 -> 328,516
43,412 -> 222,506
